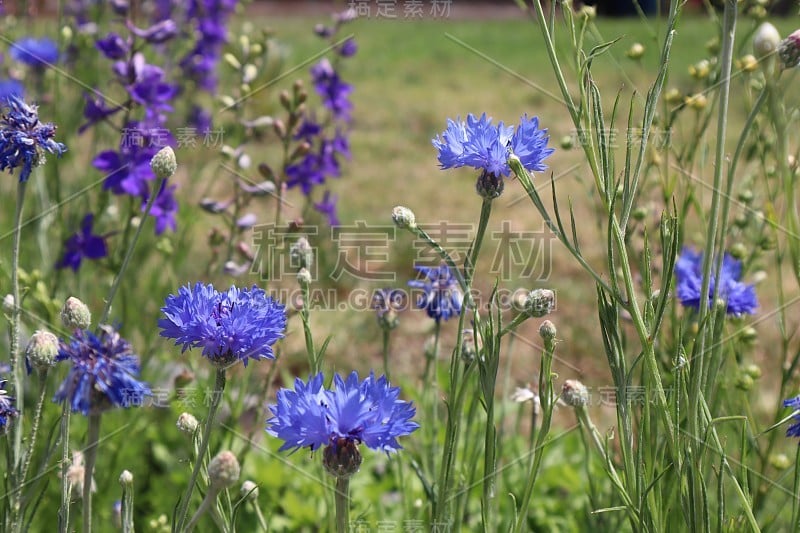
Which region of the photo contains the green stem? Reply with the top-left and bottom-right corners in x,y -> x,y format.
381,328 -> 391,381
185,488 -> 219,532
174,369 -> 227,532
10,180 -> 28,485
18,370 -> 49,503
334,476 -> 349,533
299,280 -> 318,374
58,403 -> 72,533
98,176 -> 166,326
83,413 -> 102,533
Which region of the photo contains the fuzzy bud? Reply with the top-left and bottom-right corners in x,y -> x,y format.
626,43 -> 645,60
208,451 -> 240,490
119,470 -> 133,486
561,379 -> 589,408
460,328 -> 483,363
297,268 -> 312,286
61,296 -> 91,330
754,22 -> 781,60
538,320 -> 557,342
25,330 -> 59,372
150,146 -> 177,180
176,412 -> 199,434
391,206 -> 417,230
323,438 -> 362,479
240,480 -> 259,500
290,237 -> 314,270
523,288 -> 555,318
769,453 -> 791,470
3,294 -> 14,313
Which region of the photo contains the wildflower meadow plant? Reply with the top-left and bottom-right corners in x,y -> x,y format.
5,2 -> 800,531
268,372 -> 418,532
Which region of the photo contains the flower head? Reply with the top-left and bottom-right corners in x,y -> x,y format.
56,214 -> 108,271
675,248 -> 758,316
53,325 -> 151,415
310,58 -> 353,122
267,372 -> 418,458
313,190 -> 340,226
10,37 -> 59,68
432,113 -> 553,177
407,263 -> 463,322
159,283 -> 287,367
0,95 -> 67,182
0,377 -> 19,434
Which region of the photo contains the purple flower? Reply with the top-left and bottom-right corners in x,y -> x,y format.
9,37 -> 59,68
95,33 -> 129,60
0,79 -> 24,102
0,377 -> 19,435
56,214 -> 108,271
53,325 -> 151,415
267,371 -> 418,454
432,113 -> 553,177
0,95 -> 67,182
314,190 -> 340,226
146,182 -> 178,234
159,283 -> 287,367
339,38 -> 358,57
127,19 -> 178,44
285,142 -> 341,195
784,395 -> 800,437
179,0 -> 237,94
408,263 -> 463,322
188,105 -> 212,134
675,248 -> 758,316
79,93 -> 123,134
310,59 -> 353,122
93,140 -> 156,198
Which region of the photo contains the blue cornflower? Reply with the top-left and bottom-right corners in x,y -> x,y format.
783,395 -> 800,437
0,95 -> 67,182
53,325 -> 151,416
408,263 -> 463,322
0,377 -> 19,435
267,372 -> 418,462
56,214 -> 108,271
432,113 -> 553,177
0,79 -> 24,102
9,37 -> 59,68
159,283 -> 287,367
675,248 -> 758,316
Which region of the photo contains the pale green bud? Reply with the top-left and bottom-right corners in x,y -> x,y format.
150,146 -> 177,180
61,296 -> 91,330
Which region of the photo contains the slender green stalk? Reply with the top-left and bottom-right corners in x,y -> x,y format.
174,369 -> 227,532
18,370 -> 50,510
98,176 -> 166,326
298,279 -> 318,374
334,476 -> 349,533
10,180 -> 28,480
252,501 -> 268,532
185,488 -> 219,532
121,472 -> 135,533
82,413 -> 102,533
58,403 -> 72,533
381,328 -> 391,381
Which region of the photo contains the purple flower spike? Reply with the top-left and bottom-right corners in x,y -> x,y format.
95,33 -> 129,60
313,190 -> 340,226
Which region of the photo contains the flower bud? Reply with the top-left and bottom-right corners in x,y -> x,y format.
240,480 -> 259,500
176,412 -> 199,434
391,206 -> 416,230
523,288 -> 555,318
626,43 -> 645,60
475,170 -> 504,199
778,29 -> 800,69
25,330 -> 59,372
61,296 -> 91,330
223,53 -> 241,70
297,268 -> 312,286
754,22 -> 781,60
734,373 -> 754,391
561,379 -> 589,408
689,59 -> 711,79
737,54 -> 759,73
538,320 -> 557,342
242,63 -> 258,84
460,328 -> 482,363
744,363 -> 762,380
150,146 -> 177,180
559,135 -> 574,150
685,93 -> 708,111
119,470 -> 133,486
290,237 -> 314,270
208,451 -> 240,490
664,88 -> 683,106
3,294 -> 14,313
769,453 -> 791,470
323,438 -> 362,479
